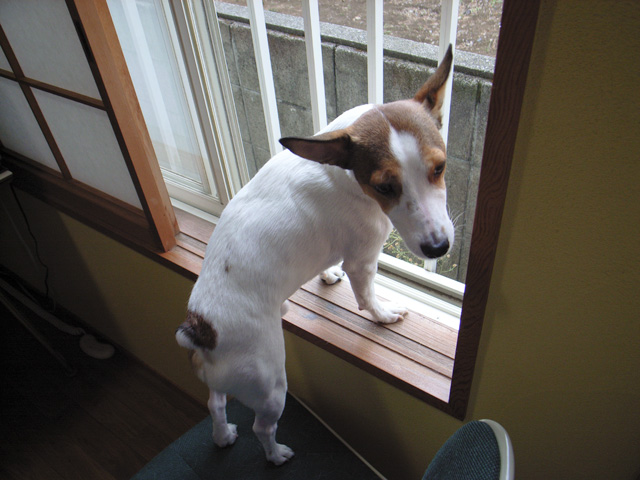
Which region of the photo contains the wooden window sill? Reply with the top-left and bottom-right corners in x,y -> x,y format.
157,208 -> 458,411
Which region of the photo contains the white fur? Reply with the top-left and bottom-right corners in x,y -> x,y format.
178,99 -> 452,465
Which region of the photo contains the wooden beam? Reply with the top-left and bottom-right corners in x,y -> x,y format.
67,0 -> 179,252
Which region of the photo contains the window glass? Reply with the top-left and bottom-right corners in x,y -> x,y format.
107,0 -> 217,198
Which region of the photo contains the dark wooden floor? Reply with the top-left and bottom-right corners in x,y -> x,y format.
0,297 -> 209,480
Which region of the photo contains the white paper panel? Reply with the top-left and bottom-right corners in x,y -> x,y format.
33,89 -> 142,208
0,47 -> 11,71
0,0 -> 100,99
0,77 -> 59,171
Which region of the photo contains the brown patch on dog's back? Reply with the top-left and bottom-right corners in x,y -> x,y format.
177,310 -> 218,350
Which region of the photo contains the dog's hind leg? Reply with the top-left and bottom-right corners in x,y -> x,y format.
252,381 -> 294,465
208,390 -> 238,448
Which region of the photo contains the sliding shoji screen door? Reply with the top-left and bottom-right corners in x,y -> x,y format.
0,0 -> 177,252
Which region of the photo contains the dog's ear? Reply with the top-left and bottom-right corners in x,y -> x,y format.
413,44 -> 453,127
280,131 -> 352,170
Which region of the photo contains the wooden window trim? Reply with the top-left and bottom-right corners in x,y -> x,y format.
0,0 -> 179,252
67,0 -> 178,251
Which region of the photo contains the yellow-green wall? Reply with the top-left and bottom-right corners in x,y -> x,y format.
1,1 -> 638,479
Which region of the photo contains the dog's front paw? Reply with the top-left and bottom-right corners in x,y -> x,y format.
213,423 -> 238,448
372,302 -> 408,324
320,265 -> 345,285
267,443 -> 295,465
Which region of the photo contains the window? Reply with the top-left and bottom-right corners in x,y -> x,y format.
106,0 -> 248,217
108,0 -> 220,212
0,0 -> 177,252
0,0 -> 540,420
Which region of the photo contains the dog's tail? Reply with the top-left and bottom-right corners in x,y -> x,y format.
175,310 -> 218,351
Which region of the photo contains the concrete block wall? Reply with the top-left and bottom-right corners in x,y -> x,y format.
216,3 -> 494,282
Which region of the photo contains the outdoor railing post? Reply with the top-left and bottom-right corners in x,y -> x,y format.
246,0 -> 282,156
367,0 -> 384,105
302,0 -> 327,132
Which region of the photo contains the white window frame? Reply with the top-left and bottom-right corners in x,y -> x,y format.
167,0 -> 251,215
170,0 -> 250,195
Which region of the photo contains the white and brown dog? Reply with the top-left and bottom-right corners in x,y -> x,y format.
176,46 -> 454,465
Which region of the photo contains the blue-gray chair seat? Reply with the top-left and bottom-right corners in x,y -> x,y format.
422,419 -> 514,480
132,394 -> 381,480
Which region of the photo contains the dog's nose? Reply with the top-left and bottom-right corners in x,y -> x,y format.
420,239 -> 450,259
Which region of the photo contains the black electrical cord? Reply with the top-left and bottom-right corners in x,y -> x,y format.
9,184 -> 51,303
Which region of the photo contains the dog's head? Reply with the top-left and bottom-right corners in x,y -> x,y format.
280,46 -> 455,260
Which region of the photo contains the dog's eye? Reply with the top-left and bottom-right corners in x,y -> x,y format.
374,183 -> 394,196
433,163 -> 446,177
